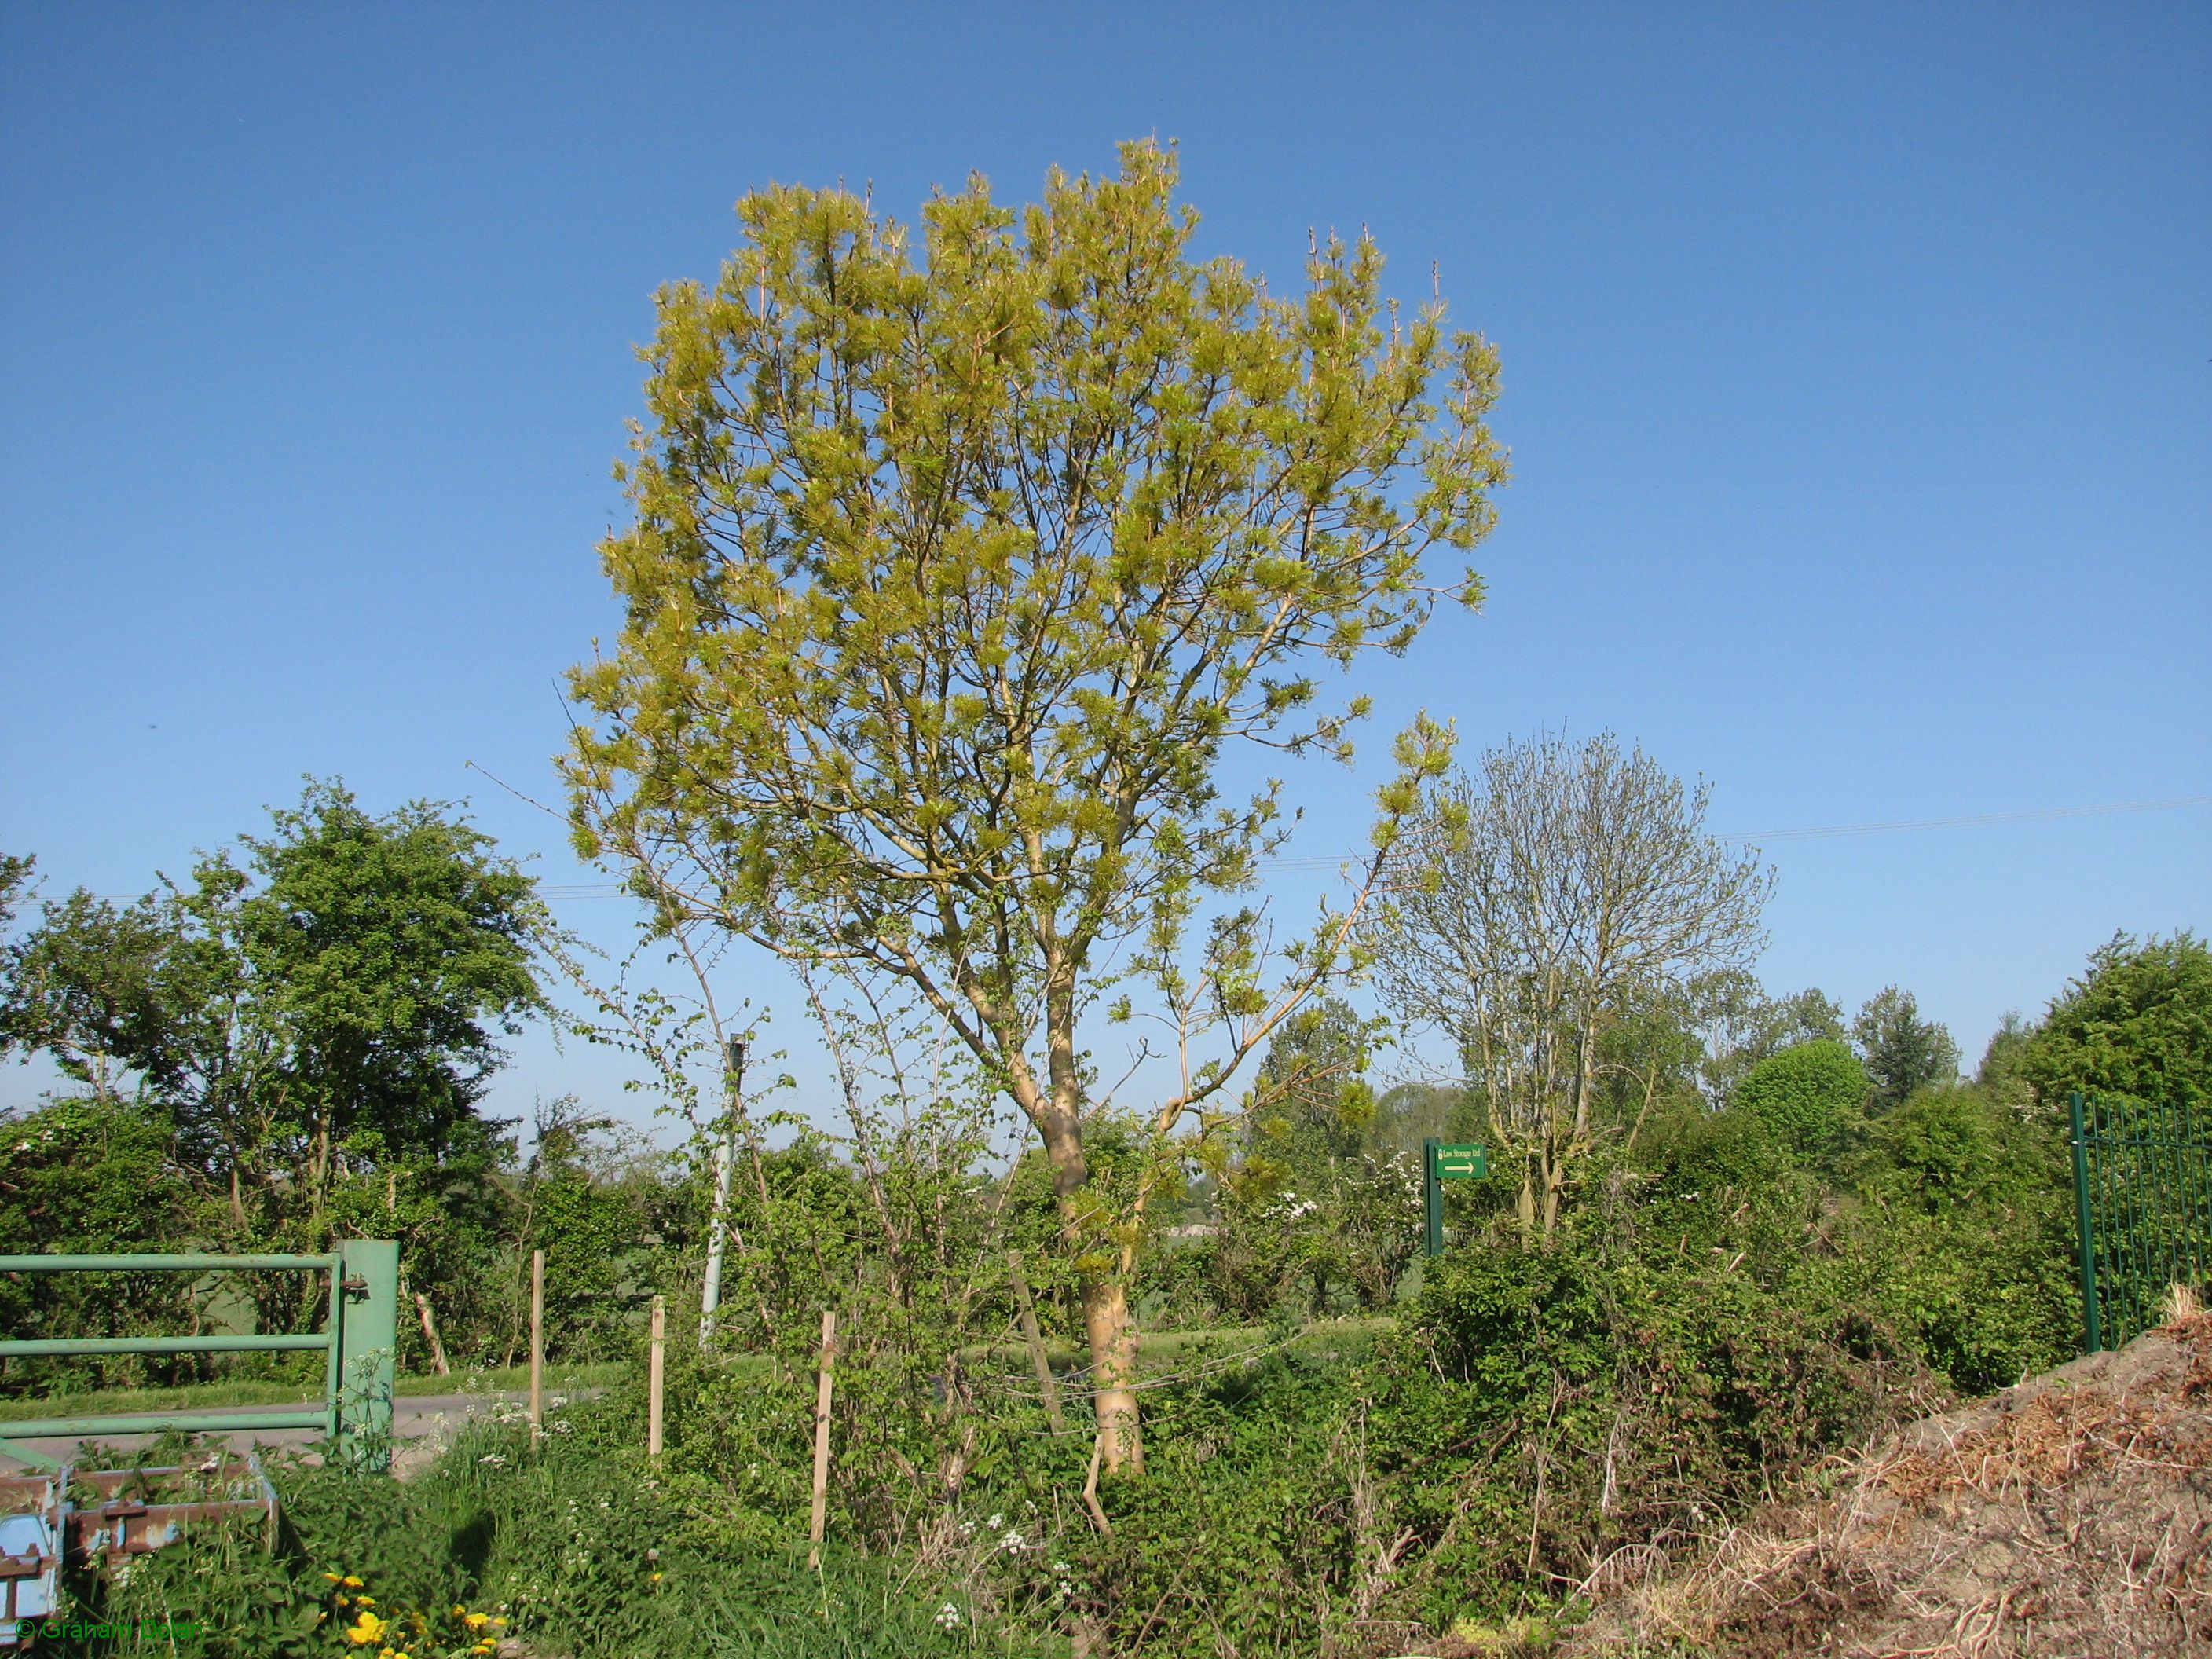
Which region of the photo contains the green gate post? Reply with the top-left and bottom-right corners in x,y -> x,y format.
337,1238 -> 400,1472
1423,1137 -> 1444,1258
2069,1092 -> 2102,1354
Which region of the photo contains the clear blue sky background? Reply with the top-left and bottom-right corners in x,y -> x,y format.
2,3 -> 2206,1130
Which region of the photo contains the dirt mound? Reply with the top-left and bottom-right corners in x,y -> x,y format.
1573,1311 -> 2212,1657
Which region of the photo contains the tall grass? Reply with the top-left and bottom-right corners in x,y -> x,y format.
24,1393 -> 1064,1659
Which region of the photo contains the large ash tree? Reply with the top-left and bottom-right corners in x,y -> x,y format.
562,141 -> 1506,1470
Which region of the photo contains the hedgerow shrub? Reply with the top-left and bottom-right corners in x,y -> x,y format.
1730,1039 -> 1866,1160
1368,1219 -> 1925,1632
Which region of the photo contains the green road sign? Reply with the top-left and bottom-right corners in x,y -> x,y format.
1422,1137 -> 1489,1257
1434,1144 -> 1487,1180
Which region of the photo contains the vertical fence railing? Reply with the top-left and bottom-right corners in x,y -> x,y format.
0,1240 -> 398,1472
2069,1091 -> 2210,1353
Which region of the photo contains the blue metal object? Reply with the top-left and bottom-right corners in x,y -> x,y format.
0,1455 -> 279,1646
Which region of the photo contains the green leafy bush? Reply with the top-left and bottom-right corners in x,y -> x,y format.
1730,1039 -> 1866,1160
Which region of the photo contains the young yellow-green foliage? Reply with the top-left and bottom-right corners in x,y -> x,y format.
564,138 -> 1506,1464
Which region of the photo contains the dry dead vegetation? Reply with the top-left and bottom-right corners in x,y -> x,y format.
1559,1303 -> 2212,1657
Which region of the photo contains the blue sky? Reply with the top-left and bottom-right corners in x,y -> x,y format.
2,3 -> 2206,1130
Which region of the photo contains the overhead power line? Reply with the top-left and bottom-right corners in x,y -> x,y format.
1717,793 -> 2211,843
521,793 -> 2207,898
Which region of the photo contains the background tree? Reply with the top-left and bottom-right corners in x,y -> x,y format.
0,782 -> 544,1341
1244,996 -> 1379,1183
1690,975 -> 1846,1106
0,853 -> 32,940
225,781 -> 544,1217
2023,930 -> 2211,1108
1975,1011 -> 2038,1111
562,140 -> 1507,1469
0,888 -> 188,1107
1851,986 -> 1960,1114
1364,1080 -> 1472,1160
1220,995 -> 1414,1315
1370,732 -> 1773,1234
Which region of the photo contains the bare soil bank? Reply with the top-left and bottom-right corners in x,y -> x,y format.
1562,1309 -> 2211,1657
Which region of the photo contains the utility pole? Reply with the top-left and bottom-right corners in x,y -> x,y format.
699,1036 -> 747,1348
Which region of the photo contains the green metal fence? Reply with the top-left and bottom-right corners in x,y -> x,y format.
0,1240 -> 398,1474
2068,1091 -> 2210,1353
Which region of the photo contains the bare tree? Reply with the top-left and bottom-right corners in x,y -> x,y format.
1371,733 -> 1774,1235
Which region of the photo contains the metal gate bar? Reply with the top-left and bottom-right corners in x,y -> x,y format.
0,1242 -> 397,1473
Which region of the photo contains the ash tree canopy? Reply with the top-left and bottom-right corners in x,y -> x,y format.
562,139 -> 1507,1470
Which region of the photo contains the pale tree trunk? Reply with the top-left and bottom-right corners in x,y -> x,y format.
1082,1277 -> 1142,1474
1031,947 -> 1149,1474
1033,1088 -> 1144,1474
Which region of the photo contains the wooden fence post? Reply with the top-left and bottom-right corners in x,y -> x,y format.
648,1295 -> 666,1459
808,1308 -> 836,1568
529,1247 -> 545,1442
1006,1251 -> 1067,1436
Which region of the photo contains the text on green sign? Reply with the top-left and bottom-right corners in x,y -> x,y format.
1434,1144 -> 1487,1179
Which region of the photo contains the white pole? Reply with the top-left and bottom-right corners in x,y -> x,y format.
648,1295 -> 665,1458
528,1248 -> 545,1442
698,1038 -> 745,1348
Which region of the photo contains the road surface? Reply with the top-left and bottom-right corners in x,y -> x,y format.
0,1390 -> 572,1478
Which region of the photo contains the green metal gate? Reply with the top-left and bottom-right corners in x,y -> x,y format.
0,1241 -> 399,1474
2068,1092 -> 2210,1353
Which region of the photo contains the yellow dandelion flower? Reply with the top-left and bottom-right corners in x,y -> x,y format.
343,1574 -> 364,1588
355,1595 -> 375,1607
463,1613 -> 489,1631
322,1571 -> 342,1583
345,1611 -> 386,1646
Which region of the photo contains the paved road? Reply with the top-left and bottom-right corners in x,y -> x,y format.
1,1391 -> 558,1476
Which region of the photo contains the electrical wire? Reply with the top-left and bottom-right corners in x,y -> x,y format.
484,793 -> 2212,900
